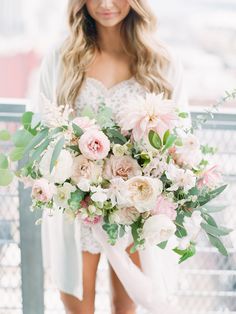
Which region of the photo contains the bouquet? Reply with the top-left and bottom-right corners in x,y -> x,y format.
0,92 -> 231,263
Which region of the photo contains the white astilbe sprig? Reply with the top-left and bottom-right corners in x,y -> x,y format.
40,93 -> 74,128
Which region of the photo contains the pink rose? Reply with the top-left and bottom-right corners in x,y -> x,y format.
198,165 -> 222,189
151,195 -> 177,220
31,178 -> 55,202
104,155 -> 142,180
72,116 -> 98,132
71,155 -> 93,183
78,130 -> 110,160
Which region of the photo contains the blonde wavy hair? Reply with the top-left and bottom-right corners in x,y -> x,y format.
57,0 -> 173,109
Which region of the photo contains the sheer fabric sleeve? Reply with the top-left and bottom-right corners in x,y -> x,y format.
34,49 -> 59,113
167,52 -> 192,128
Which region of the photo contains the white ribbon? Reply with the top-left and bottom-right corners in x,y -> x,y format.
74,219 -> 181,313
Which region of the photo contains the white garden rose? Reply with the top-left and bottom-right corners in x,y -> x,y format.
143,214 -> 176,245
126,176 -> 163,213
39,147 -> 73,184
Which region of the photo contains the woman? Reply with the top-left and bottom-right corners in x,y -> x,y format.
39,0 -> 190,313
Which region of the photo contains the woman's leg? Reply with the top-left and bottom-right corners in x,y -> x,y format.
109,243 -> 142,314
60,251 -> 101,314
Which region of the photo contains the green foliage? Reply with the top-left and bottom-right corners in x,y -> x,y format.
157,241 -> 168,249
105,128 -> 127,145
163,134 -> 177,152
24,128 -> 49,155
201,222 -> 232,237
12,129 -> 34,147
97,105 -> 114,128
207,233 -> 228,256
178,112 -> 189,119
9,147 -> 25,161
201,144 -> 217,155
148,130 -> 162,150
0,153 -> 9,169
68,189 -> 86,211
50,136 -> 65,173
0,169 -> 14,186
0,129 -> 11,141
102,223 -> 119,245
198,184 -> 227,206
72,123 -> 83,137
81,105 -> 96,119
173,243 -> 196,263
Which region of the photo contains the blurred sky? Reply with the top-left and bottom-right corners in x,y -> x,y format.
0,0 -> 235,108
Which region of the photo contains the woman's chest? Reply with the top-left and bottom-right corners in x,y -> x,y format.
76,77 -> 147,115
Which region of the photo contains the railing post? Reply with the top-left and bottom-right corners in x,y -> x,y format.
19,181 -> 44,314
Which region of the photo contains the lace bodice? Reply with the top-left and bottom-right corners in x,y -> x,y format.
77,77 -> 145,254
76,76 -> 147,115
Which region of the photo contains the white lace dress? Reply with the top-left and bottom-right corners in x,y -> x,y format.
38,49 -> 190,313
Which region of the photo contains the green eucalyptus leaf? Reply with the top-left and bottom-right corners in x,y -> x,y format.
0,129 -> 11,141
203,204 -> 227,213
179,112 -> 189,119
157,240 -> 168,249
31,113 -> 42,129
207,234 -> 228,256
72,123 -> 84,137
163,134 -> 177,152
97,106 -> 114,128
81,105 -> 96,119
9,147 -> 25,161
106,128 -> 127,145
201,212 -> 218,227
163,130 -> 170,145
201,222 -> 233,237
148,130 -> 162,150
50,136 -> 65,173
68,190 -> 86,210
21,111 -> 34,128
30,138 -> 51,162
198,184 -> 228,206
24,128 -> 49,155
0,153 -> 9,169
0,169 -> 14,186
12,129 -> 34,147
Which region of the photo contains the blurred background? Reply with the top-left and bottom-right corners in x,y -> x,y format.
0,0 -> 236,313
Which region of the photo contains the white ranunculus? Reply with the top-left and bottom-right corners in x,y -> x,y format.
143,214 -> 176,245
53,182 -> 76,208
126,176 -> 163,213
39,147 -> 73,184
